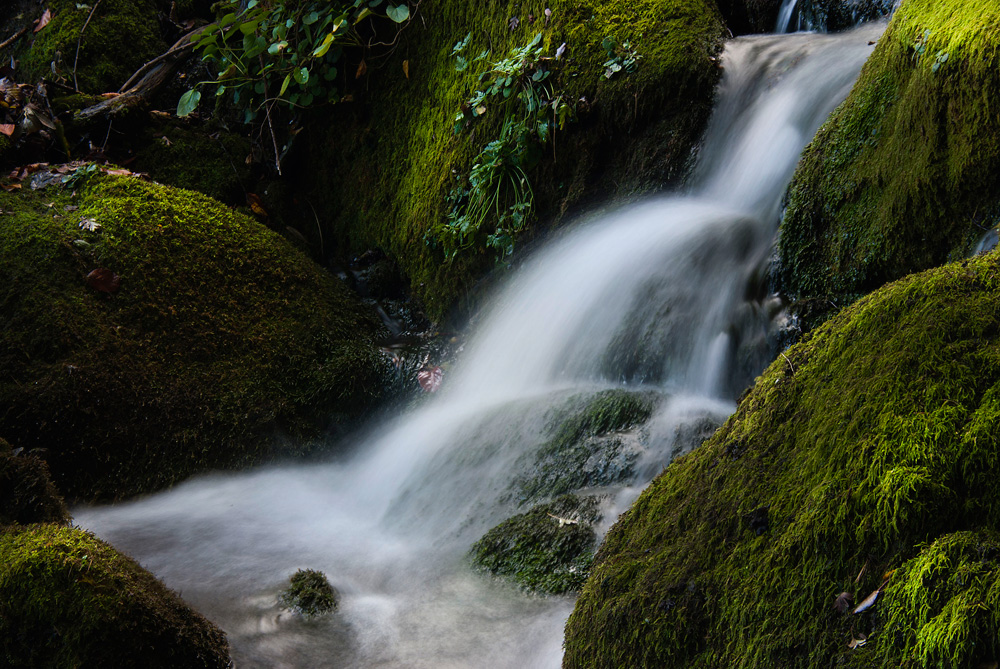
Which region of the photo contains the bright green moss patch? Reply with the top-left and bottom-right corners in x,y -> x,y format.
0,172 -> 389,500
16,0 -> 166,94
0,524 -> 231,668
779,0 -> 1000,328
565,250 -> 1000,667
300,0 -> 725,318
471,494 -> 601,594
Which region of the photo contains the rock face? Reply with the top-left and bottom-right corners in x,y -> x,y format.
299,0 -> 728,319
0,524 -> 231,668
779,0 -> 1000,329
0,172 -> 389,500
564,250 -> 1000,667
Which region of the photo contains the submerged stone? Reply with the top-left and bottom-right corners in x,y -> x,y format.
564,249 -> 1000,667
470,494 -> 601,595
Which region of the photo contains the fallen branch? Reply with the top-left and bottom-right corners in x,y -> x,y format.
0,26 -> 30,51
74,28 -> 201,123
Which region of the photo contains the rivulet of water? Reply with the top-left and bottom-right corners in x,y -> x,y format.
76,23 -> 882,669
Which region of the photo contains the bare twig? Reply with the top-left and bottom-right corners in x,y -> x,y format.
0,25 -> 30,51
258,54 -> 282,175
74,0 -> 103,91
781,352 -> 795,375
118,40 -> 197,93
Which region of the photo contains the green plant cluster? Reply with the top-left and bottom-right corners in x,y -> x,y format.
0,524 -> 231,668
279,568 -> 339,616
470,494 -> 601,594
428,32 -> 578,260
565,249 -> 1000,667
178,0 -> 412,120
601,37 -> 641,79
778,0 -> 1000,330
0,171 -> 389,500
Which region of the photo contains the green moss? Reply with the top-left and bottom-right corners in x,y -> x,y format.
299,0 -> 725,319
0,171 -> 389,499
513,389 -> 659,504
470,494 -> 601,594
565,249 -> 1000,667
0,441 -> 70,527
0,524 -> 230,668
279,568 -> 339,617
16,0 -> 166,94
779,0 -> 1000,328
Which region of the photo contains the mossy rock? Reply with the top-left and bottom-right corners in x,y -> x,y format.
14,0 -> 167,94
470,494 -> 601,595
279,568 -> 339,617
564,249 -> 1000,667
0,171 -> 389,500
512,388 -> 660,505
0,524 -> 231,668
297,0 -> 727,319
790,0 -> 895,31
0,438 -> 70,527
778,0 -> 1000,330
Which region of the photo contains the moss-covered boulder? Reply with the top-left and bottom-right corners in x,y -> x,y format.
13,0 -> 167,94
471,494 -> 601,595
564,249 -> 1000,667
279,568 -> 340,617
778,0 -> 1000,329
0,438 -> 70,527
0,524 -> 231,668
0,170 -> 389,499
299,0 -> 727,318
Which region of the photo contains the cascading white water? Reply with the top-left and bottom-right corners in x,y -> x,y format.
75,23 -> 882,669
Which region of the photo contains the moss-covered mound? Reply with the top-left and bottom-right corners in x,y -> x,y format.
778,0 -> 1000,329
564,250 -> 1000,667
13,0 -> 167,94
0,439 -> 70,527
0,524 -> 230,668
0,171 -> 388,499
299,0 -> 726,318
471,494 -> 601,595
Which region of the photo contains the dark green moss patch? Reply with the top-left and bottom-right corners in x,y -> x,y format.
279,569 -> 339,617
565,249 -> 1000,667
0,172 -> 389,500
0,439 -> 70,527
0,524 -> 231,668
471,494 -> 601,595
779,0 -> 1000,330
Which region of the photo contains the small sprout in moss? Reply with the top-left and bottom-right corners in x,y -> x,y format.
279,569 -> 339,617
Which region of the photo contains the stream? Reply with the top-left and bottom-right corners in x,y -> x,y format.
75,21 -> 884,669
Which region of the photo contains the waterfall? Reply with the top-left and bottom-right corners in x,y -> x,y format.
75,23 -> 883,669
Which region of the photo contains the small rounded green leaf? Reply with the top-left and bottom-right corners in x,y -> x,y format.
386,4 -> 409,23
294,67 -> 310,85
176,89 -> 201,117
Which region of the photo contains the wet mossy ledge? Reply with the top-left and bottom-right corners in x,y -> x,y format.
564,250 -> 1000,667
298,0 -> 727,319
0,524 -> 231,668
779,0 -> 1000,329
0,172 -> 390,500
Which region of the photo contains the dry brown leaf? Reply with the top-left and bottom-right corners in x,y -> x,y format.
0,124 -> 14,136
402,60 -> 410,79
85,268 -> 120,294
34,9 -> 52,33
847,636 -> 867,650
417,366 -> 443,392
247,192 -> 268,218
0,183 -> 21,191
355,60 -> 367,79
833,592 -> 853,614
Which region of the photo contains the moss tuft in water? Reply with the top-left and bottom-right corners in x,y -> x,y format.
279,569 -> 339,617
